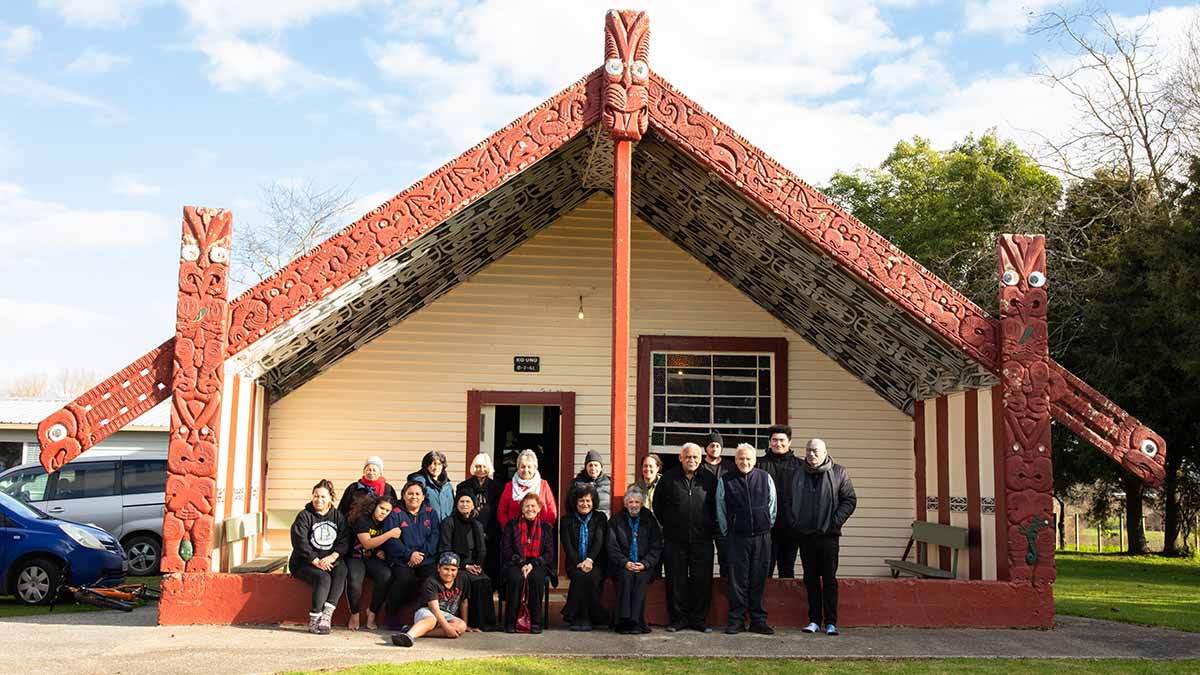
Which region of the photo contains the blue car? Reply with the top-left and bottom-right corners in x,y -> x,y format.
0,491 -> 127,605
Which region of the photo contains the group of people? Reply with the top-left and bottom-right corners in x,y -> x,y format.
288,425 -> 857,644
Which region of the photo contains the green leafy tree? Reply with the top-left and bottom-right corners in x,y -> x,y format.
824,131 -> 1062,311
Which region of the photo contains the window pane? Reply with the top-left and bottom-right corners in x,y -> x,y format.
653,367 -> 665,394
54,463 -> 117,499
713,377 -> 756,396
666,354 -> 710,368
667,371 -> 711,395
713,354 -> 757,368
758,370 -> 771,395
653,395 -> 666,423
0,441 -> 22,471
0,469 -> 49,502
652,353 -> 666,367
666,403 -> 711,424
122,460 -> 166,495
759,397 -> 772,424
713,368 -> 757,379
758,355 -> 771,368
714,405 -> 756,424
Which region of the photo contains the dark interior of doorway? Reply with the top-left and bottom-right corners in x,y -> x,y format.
493,405 -> 561,498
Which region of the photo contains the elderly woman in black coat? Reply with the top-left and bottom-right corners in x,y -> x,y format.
456,453 -> 504,580
560,482 -> 608,631
607,486 -> 663,634
499,491 -> 556,634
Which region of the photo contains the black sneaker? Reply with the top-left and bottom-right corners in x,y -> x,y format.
749,623 -> 775,635
504,625 -> 516,634
724,624 -> 742,634
690,623 -> 713,633
531,624 -> 542,634
666,622 -> 684,633
640,625 -> 652,634
390,633 -> 414,647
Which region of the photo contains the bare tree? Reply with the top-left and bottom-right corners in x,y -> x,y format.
231,180 -> 358,290
57,369 -> 99,398
5,372 -> 50,398
1167,16 -> 1200,155
1034,8 -> 1188,210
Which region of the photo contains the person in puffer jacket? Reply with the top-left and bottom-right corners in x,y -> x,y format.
289,479 -> 351,635
381,480 -> 441,625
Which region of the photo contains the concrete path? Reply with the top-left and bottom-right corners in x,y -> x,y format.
2,608 -> 1197,675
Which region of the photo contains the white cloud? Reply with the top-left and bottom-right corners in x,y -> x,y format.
0,297 -> 110,332
196,37 -> 358,95
0,70 -> 116,113
870,47 -> 953,95
65,47 -> 130,75
37,0 -> 158,29
178,0 -> 366,34
965,0 -> 1060,35
0,182 -> 169,256
1,26 -> 40,61
111,173 -> 161,196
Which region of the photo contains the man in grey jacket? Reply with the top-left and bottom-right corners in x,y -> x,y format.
791,438 -> 856,636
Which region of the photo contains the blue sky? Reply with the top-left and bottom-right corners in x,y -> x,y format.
0,0 -> 1195,391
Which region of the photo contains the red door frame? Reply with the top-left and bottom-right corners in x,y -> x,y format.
465,390 -> 576,513
634,336 -> 789,469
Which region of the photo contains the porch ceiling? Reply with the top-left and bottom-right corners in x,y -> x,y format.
230,131 -> 597,398
631,133 -> 997,413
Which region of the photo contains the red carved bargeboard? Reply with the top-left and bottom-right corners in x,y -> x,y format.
1049,361 -> 1166,483
36,339 -> 174,472
224,72 -> 601,357
602,9 -> 650,141
996,235 -> 1055,584
161,207 -> 231,574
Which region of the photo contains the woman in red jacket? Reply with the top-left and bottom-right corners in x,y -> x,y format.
497,449 -> 557,529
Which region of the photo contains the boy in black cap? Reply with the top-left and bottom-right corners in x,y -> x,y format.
391,552 -> 477,647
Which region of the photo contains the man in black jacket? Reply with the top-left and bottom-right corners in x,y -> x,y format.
655,442 -> 717,633
700,432 -> 734,578
759,425 -> 801,578
791,438 -> 856,636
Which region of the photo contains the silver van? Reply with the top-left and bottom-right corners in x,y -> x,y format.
0,450 -> 165,575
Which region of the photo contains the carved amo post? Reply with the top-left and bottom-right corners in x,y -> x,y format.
997,235 -> 1055,584
602,9 -> 649,497
161,207 -> 231,573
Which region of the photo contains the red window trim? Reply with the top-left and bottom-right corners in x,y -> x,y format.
634,335 -> 789,469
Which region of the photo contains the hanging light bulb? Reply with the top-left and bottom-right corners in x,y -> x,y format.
577,295 -> 585,320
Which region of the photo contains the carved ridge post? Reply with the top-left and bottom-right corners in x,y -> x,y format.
603,9 -> 649,496
162,207 -> 231,573
997,234 -> 1055,584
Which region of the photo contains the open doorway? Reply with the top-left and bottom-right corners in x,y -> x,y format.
466,391 -> 575,513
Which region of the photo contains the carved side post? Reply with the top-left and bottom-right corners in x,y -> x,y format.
603,9 -> 649,495
161,207 -> 231,573
997,234 -> 1055,584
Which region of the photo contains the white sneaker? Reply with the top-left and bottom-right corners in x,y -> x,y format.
802,622 -> 819,633
826,624 -> 839,636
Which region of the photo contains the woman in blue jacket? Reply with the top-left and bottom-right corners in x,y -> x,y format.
408,451 -> 455,522
382,480 -> 441,623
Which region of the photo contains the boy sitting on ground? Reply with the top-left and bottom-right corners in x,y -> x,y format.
391,552 -> 479,647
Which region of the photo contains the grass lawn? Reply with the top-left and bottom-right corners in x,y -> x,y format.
0,575 -> 160,618
279,657 -> 1200,675
1055,552 -> 1200,632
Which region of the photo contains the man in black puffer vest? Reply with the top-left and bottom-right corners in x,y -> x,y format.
790,438 -> 856,636
716,443 -> 777,635
759,425 -> 801,578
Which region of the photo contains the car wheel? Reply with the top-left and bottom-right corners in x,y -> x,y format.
14,557 -> 61,606
124,535 -> 161,576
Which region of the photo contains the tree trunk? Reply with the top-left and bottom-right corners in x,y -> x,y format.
1123,475 -> 1147,554
1163,452 -> 1182,555
1056,495 -> 1067,549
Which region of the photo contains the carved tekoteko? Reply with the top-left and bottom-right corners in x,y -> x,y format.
996,235 -> 1055,584
162,207 -> 231,573
602,9 -> 650,141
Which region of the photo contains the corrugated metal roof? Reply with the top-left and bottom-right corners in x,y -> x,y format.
0,398 -> 170,430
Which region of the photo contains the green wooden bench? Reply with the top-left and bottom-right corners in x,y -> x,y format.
885,520 -> 969,579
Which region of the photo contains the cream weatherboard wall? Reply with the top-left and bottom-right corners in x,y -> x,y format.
265,193 -> 914,577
